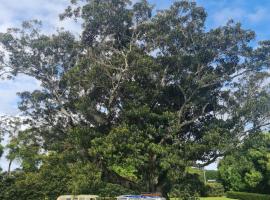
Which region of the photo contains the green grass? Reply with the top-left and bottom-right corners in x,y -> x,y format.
200,197 -> 237,200
171,197 -> 237,200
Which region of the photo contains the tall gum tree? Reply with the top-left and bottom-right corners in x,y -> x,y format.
1,0 -> 270,197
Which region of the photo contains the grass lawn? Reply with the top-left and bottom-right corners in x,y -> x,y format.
171,197 -> 237,200
200,197 -> 237,200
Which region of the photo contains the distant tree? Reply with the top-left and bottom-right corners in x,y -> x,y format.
1,0 -> 270,197
0,116 -> 22,173
218,133 -> 270,194
205,170 -> 219,181
0,116 -> 40,174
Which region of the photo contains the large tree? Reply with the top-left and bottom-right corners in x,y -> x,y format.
1,0 -> 270,197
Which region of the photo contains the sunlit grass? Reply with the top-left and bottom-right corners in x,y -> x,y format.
200,197 -> 237,200
171,197 -> 237,200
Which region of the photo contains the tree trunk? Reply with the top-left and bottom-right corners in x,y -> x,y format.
101,166 -> 140,192
156,185 -> 169,200
155,171 -> 171,200
7,159 -> 13,176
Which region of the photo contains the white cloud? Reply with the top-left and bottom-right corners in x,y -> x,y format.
0,75 -> 41,170
0,0 -> 79,116
0,75 -> 41,171
0,0 -> 81,34
0,0 -> 78,171
248,7 -> 268,23
0,75 -> 41,115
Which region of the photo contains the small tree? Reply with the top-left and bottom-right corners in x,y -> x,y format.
219,133 -> 270,194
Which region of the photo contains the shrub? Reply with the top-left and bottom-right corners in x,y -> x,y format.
170,173 -> 205,198
97,183 -> 135,197
97,197 -> 116,200
227,191 -> 270,200
204,182 -> 224,197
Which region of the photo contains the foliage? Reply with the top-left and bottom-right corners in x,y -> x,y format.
97,183 -> 135,197
0,116 -> 29,173
186,168 -> 219,183
226,191 -> 270,200
0,172 -> 18,200
98,198 -> 117,200
205,171 -> 219,181
0,0 -> 270,198
170,173 -> 204,198
200,198 -> 235,200
218,133 -> 270,194
204,183 -> 224,197
0,154 -> 70,200
0,152 -> 134,200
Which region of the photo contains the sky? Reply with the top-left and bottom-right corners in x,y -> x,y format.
1,0 -> 270,171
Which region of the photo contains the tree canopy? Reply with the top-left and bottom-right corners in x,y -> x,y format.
0,0 -> 270,198
219,133 -> 270,194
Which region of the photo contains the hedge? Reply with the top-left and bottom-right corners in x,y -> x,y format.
227,191 -> 270,200
97,197 -> 116,200
204,182 -> 224,197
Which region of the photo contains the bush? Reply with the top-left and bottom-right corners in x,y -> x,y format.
97,197 -> 116,200
204,182 -> 224,197
227,191 -> 270,200
97,183 -> 135,197
170,173 -> 205,198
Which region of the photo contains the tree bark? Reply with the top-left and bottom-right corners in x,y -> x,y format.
7,159 -> 13,176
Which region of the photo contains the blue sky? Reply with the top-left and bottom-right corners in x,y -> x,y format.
1,0 -> 270,170
149,0 -> 270,41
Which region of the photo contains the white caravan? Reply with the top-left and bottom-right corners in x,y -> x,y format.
57,195 -> 99,200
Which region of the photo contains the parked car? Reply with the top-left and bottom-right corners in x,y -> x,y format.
117,195 -> 166,200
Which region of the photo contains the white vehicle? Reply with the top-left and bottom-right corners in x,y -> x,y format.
57,195 -> 99,200
117,195 -> 166,200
